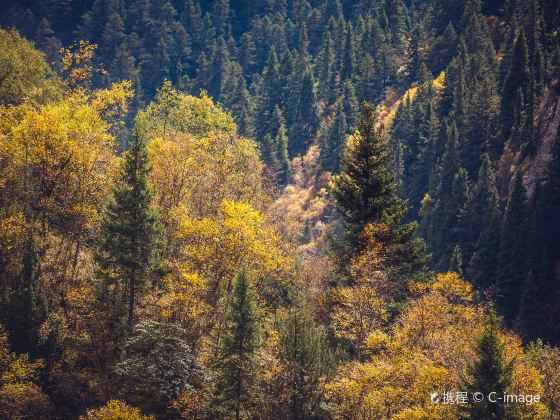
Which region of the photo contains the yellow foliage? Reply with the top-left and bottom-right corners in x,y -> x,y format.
0,325 -> 51,418
136,81 -> 236,140
326,273 -> 546,419
0,88 -> 123,238
174,199 -> 291,294
61,40 -> 97,90
80,400 -> 154,420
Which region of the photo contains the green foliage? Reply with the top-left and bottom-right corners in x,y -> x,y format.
496,175 -> 528,321
332,103 -> 427,275
96,130 -> 163,330
215,268 -> 260,419
278,302 -> 333,418
115,321 -> 207,415
461,312 -> 514,419
0,28 -> 62,105
135,81 -> 236,140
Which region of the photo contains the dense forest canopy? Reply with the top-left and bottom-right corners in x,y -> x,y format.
0,0 -> 560,418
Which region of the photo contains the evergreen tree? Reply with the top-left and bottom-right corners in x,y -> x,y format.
256,47 -> 283,140
319,98 -> 347,173
288,67 -> 320,156
318,33 -> 337,104
341,79 -> 359,131
216,268 -> 260,420
6,227 -> 44,354
501,30 -> 530,141
274,110 -> 292,185
461,312 -> 514,420
96,130 -> 163,330
341,22 -> 355,82
496,174 -> 528,322
332,103 -> 427,272
462,155 -> 500,287
279,302 -> 333,418
449,244 -> 464,277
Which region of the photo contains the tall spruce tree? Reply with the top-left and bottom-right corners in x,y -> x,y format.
495,174 -> 528,322
216,268 -> 260,420
288,67 -> 320,156
501,30 -> 530,141
96,130 -> 163,330
6,227 -> 44,354
279,302 -> 333,418
319,98 -> 347,173
462,155 -> 500,287
461,312 -> 514,419
332,102 -> 427,272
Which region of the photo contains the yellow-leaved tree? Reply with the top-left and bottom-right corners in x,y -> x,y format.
136,83 -> 292,352
326,272 -> 546,419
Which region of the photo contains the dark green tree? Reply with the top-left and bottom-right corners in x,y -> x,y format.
215,268 -> 260,420
461,312 -> 514,420
462,155 -> 500,287
332,102 -> 427,272
501,30 -> 530,141
96,130 -> 163,330
341,22 -> 355,82
288,67 -> 320,157
279,302 -> 333,418
449,244 -> 464,277
319,98 -> 347,173
6,228 -> 45,354
495,174 -> 528,322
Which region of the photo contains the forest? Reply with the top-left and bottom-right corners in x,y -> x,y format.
0,0 -> 559,418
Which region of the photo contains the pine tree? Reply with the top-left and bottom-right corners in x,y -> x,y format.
256,47 -> 283,140
449,244 -> 464,277
274,110 -> 292,185
332,102 -> 427,271
341,22 -> 355,82
462,155 -> 500,287
288,67 -> 320,156
341,79 -> 359,131
461,312 -> 514,419
96,130 -> 163,330
319,98 -> 347,173
279,302 -> 333,418
501,30 -> 530,141
6,227 -> 44,354
216,268 -> 260,420
318,33 -> 336,104
208,37 -> 231,101
495,174 -> 528,322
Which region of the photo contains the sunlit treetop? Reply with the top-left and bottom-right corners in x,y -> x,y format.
135,81 -> 237,140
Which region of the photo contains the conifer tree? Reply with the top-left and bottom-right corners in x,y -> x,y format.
275,112 -> 292,185
501,30 -> 530,141
462,155 -> 500,287
342,79 -> 359,131
341,22 -> 355,82
319,99 -> 347,173
318,33 -> 337,104
462,312 -> 514,419
288,67 -> 320,156
6,228 -> 44,354
279,302 -> 333,418
449,244 -> 464,277
332,103 -> 427,271
96,130 -> 163,330
216,268 -> 260,420
256,47 -> 282,140
496,174 -> 528,322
